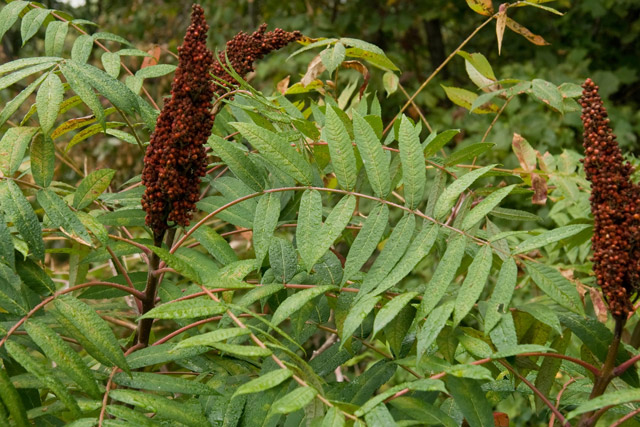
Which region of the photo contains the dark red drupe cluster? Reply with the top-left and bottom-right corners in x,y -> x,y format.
142,5 -> 301,236
580,78 -> 640,318
141,4 -> 214,235
211,24 -> 301,96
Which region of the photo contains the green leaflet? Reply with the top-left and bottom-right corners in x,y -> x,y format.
20,8 -> 50,45
24,319 -> 101,399
125,343 -> 209,369
0,62 -> 54,92
364,404 -> 395,426
340,294 -> 380,346
0,212 -> 14,269
0,126 -> 38,176
253,193 -> 280,267
566,389 -> 640,420
66,122 -> 123,152
112,372 -> 217,395
233,369 -> 292,397
231,121 -> 312,185
272,386 -> 317,414
63,59 -> 138,115
434,164 -> 495,220
355,378 -> 446,417
0,367 -> 29,427
453,245 -> 493,326
524,261 -> 584,315
30,134 -> 55,188
314,195 -> 355,270
73,168 -> 116,209
0,263 -> 28,315
16,256 -> 55,295
36,72 -> 63,134
444,143 -> 495,166
444,376 -> 494,427
139,299 -> 226,320
417,300 -> 454,361
0,180 -> 44,261
109,390 -> 208,427
98,208 -> 146,227
372,292 -> 418,337
490,344 -> 552,359
490,207 -> 541,222
398,115 -> 426,209
513,224 -> 592,254
191,225 -> 238,265
147,245 -> 200,283
5,340 -> 82,418
135,64 -> 177,79
271,285 -> 337,326
71,34 -> 94,63
321,407 -> 346,427
0,1 -> 28,41
342,203 -> 388,285
37,189 -> 93,246
297,189 -> 322,270
353,111 -> 390,198
60,62 -> 105,128
106,405 -> 161,426
484,258 -> 517,333
208,134 -> 265,191
45,21 -> 68,57
461,184 -> 516,230
324,105 -> 357,190
0,73 -> 47,128
197,195 -> 254,228
369,222 -> 438,297
423,129 -> 460,157
358,213 -> 415,298
173,327 -> 251,349
53,295 -> 130,373
320,42 -> 345,74
101,52 -> 121,78
420,233 -> 467,316
214,176 -> 258,213
269,238 -> 297,283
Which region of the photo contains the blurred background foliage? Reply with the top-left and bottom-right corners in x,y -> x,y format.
3,0 -> 638,152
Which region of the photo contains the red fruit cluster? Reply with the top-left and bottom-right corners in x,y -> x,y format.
142,5 -> 301,236
580,78 -> 640,318
211,24 -> 301,96
141,4 -> 214,235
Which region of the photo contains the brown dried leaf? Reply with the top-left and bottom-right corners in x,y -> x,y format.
301,54 -> 326,87
506,17 -> 549,46
142,45 -> 161,68
496,6 -> 507,55
531,173 -> 547,205
589,286 -> 608,323
276,75 -> 290,95
341,60 -> 370,97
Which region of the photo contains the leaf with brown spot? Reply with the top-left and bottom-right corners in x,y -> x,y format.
506,17 -> 549,46
512,133 -> 537,172
465,0 -> 494,16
